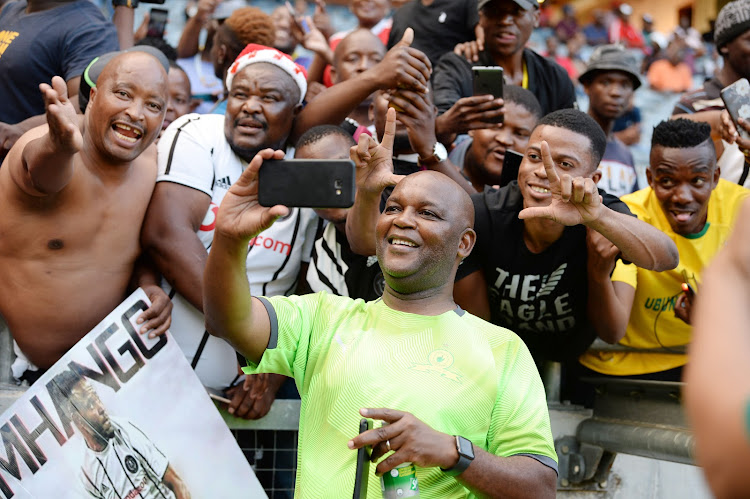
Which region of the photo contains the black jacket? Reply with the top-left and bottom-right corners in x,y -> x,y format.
433,48 -> 577,117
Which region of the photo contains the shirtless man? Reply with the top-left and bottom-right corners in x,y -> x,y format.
0,51 -> 172,374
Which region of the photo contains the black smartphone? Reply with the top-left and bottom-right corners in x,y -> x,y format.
721,78 -> 750,141
472,66 -> 503,123
353,419 -> 372,499
499,149 -> 523,187
258,159 -> 355,208
146,8 -> 169,39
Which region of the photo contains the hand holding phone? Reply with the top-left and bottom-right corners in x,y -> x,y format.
720,78 -> 750,141
472,66 -> 503,123
285,1 -> 311,33
146,8 -> 169,39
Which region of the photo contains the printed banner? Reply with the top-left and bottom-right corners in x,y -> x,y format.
0,289 -> 266,498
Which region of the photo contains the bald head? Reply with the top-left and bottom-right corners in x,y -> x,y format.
332,28 -> 385,83
391,171 -> 475,229
97,52 -> 168,95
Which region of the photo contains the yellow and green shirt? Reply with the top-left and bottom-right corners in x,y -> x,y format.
246,293 -> 557,498
581,179 -> 749,376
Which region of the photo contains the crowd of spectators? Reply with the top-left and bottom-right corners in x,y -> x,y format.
2,0 -> 750,497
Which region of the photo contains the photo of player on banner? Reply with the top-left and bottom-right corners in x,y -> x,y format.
0,289 -> 265,499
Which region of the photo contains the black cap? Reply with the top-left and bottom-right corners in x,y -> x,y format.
78,46 -> 170,113
578,44 -> 642,90
478,0 -> 538,12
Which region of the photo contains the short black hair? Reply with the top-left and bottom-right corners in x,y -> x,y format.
651,118 -> 712,149
296,125 -> 356,151
53,369 -> 85,399
504,85 -> 543,120
537,109 -> 607,167
136,37 -> 178,62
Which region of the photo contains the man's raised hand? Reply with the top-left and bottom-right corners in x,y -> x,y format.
435,95 -> 504,137
215,149 -> 289,241
40,76 -> 82,155
350,107 -> 404,197
373,28 -> 432,94
519,141 -> 603,226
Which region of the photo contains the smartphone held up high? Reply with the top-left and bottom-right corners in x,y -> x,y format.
472,66 -> 504,123
146,8 -> 169,39
258,159 -> 355,208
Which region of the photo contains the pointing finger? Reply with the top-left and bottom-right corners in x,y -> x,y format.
380,107 -> 397,153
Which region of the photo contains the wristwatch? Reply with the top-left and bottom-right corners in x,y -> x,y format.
417,142 -> 448,168
441,435 -> 475,476
112,0 -> 138,8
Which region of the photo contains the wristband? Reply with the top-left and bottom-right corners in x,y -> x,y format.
112,0 -> 139,8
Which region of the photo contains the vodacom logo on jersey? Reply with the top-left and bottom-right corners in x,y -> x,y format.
199,203 -> 219,232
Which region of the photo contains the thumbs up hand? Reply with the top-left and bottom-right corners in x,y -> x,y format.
369,28 -> 432,93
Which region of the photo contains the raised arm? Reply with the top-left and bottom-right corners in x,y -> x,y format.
203,149 -> 288,364
291,28 -> 431,142
519,141 -> 679,271
11,77 -> 83,196
346,108 -> 404,256
685,198 -> 750,498
176,0 -> 219,58
386,89 -> 477,194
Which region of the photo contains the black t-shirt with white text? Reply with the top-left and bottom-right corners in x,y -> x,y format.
457,181 -> 631,363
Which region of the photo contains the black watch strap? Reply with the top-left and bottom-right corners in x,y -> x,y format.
441,436 -> 474,476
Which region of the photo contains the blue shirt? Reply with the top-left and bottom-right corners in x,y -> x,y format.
0,0 -> 118,124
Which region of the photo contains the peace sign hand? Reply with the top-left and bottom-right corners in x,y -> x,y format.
349,107 -> 405,197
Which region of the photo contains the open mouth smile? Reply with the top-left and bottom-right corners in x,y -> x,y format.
112,122 -> 143,144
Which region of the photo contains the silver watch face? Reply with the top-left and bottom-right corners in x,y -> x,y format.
458,436 -> 475,459
435,142 -> 448,161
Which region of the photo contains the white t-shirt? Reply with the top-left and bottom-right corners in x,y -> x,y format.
81,418 -> 173,499
157,113 -> 319,389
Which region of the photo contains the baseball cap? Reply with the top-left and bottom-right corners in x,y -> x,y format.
578,44 -> 642,90
78,46 -> 170,113
478,0 -> 539,12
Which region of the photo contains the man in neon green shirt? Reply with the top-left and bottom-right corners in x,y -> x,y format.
203,109 -> 561,498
